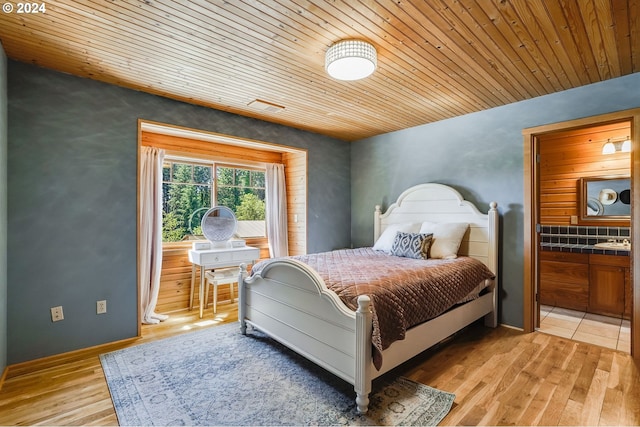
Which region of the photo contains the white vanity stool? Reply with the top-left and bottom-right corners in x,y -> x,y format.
203,267 -> 239,314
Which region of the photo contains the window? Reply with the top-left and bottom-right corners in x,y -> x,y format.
162,161 -> 212,242
215,165 -> 266,239
162,159 -> 266,242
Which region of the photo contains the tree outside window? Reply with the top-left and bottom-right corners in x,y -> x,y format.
162,160 -> 266,242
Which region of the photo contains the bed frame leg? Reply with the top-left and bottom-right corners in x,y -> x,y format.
484,309 -> 498,328
355,295 -> 373,414
483,279 -> 498,328
356,393 -> 370,414
239,264 -> 248,335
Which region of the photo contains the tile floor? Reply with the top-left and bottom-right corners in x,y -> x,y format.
539,305 -> 630,353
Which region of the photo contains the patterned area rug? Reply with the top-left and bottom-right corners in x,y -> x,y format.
100,322 -> 455,426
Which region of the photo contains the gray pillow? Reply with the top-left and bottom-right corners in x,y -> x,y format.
390,232 -> 433,259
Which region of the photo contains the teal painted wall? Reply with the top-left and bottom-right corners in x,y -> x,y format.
351,72 -> 640,328
6,56 -> 639,363
7,61 -> 351,364
0,45 -> 8,374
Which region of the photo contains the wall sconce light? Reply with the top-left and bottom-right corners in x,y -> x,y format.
602,137 -> 631,155
325,39 -> 377,81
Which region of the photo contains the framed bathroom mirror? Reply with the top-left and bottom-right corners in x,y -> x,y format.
580,176 -> 631,224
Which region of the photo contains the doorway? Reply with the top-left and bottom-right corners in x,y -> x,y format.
523,109 -> 640,358
536,121 -> 631,352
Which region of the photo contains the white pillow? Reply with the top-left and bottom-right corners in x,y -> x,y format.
373,222 -> 421,253
419,222 -> 469,259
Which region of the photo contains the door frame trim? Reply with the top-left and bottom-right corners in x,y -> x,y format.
523,108 -> 640,358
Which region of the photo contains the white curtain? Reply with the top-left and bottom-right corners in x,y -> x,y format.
265,163 -> 289,258
139,147 -> 169,324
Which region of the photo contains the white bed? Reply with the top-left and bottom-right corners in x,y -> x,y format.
238,183 -> 499,413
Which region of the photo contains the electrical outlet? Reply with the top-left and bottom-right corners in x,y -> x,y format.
51,306 -> 64,322
97,300 -> 107,314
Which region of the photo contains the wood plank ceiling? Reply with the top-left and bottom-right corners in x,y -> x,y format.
1,0 -> 638,141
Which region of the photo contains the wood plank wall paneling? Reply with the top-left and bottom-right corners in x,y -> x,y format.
158,247 -> 193,313
283,151 -> 307,256
141,130 -> 307,314
140,133 -> 283,164
538,122 -> 631,225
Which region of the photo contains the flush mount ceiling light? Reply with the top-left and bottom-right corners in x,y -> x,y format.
325,39 -> 377,81
602,136 -> 631,154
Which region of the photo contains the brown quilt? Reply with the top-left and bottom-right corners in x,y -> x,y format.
250,247 -> 495,369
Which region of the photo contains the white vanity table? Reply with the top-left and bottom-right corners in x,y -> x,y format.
188,245 -> 260,318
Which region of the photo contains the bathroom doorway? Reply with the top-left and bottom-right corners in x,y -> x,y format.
523,108 -> 640,358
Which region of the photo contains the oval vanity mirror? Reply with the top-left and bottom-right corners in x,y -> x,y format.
201,206 -> 238,246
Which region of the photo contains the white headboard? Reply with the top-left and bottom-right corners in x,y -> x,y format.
374,183 -> 499,274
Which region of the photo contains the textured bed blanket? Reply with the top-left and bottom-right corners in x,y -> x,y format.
251,248 -> 495,369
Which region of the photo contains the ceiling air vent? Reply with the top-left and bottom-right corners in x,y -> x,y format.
247,99 -> 285,113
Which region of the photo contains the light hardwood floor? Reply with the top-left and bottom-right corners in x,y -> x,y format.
1,305 -> 638,426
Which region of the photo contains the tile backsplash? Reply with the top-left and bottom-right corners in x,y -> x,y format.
540,225 -> 631,245
539,225 -> 631,255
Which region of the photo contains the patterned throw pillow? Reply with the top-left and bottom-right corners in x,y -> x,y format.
390,232 -> 433,259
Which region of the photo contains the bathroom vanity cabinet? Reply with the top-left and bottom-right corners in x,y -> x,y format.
539,251 -> 631,319
589,254 -> 631,318
539,251 -> 589,311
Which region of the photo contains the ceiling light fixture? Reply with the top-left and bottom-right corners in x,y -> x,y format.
325,39 -> 377,81
602,136 -> 631,155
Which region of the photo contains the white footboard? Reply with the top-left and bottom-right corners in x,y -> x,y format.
239,260 -> 496,414
239,259 -> 374,413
